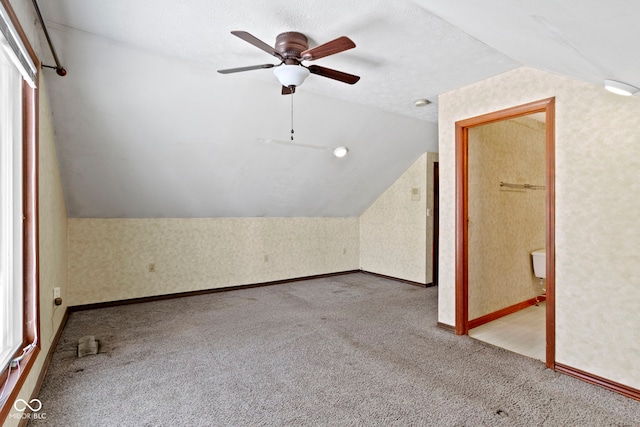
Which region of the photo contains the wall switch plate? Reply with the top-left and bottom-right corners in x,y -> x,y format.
53,287 -> 61,299
411,187 -> 420,201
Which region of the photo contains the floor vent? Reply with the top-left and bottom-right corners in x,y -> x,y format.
77,335 -> 99,358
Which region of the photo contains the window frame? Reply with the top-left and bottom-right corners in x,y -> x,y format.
0,0 -> 39,423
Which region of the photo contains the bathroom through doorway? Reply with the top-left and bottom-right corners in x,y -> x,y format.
454,98 -> 556,368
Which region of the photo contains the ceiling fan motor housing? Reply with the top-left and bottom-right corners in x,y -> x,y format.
275,32 -> 308,64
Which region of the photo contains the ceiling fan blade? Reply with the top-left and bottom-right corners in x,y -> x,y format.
281,86 -> 295,95
217,64 -> 275,74
308,65 -> 360,85
300,36 -> 355,61
231,31 -> 283,60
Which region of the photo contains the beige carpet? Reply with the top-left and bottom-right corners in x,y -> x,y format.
30,273 -> 639,426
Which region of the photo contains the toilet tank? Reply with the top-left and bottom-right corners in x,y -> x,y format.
531,249 -> 546,279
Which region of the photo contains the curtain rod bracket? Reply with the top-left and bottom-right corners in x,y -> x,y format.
42,64 -> 67,76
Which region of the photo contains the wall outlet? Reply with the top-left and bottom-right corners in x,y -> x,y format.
148,263 -> 156,272
53,287 -> 61,299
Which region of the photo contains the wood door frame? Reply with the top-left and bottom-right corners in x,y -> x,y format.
455,98 -> 556,368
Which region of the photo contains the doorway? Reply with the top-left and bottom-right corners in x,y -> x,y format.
432,162 -> 439,286
454,98 -> 556,368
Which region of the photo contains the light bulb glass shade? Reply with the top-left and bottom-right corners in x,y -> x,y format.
333,146 -> 348,158
273,65 -> 310,87
604,79 -> 639,96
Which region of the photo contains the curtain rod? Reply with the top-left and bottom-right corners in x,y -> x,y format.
32,0 -> 66,76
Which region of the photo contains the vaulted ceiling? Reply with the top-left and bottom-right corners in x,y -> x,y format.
35,0 -> 639,218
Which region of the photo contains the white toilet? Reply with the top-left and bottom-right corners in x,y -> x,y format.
531,248 -> 546,279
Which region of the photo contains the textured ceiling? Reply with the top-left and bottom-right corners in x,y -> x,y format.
38,0 -> 518,122
415,0 -> 640,90
34,0 -> 638,218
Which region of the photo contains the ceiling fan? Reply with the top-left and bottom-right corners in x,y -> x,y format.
218,31 -> 360,94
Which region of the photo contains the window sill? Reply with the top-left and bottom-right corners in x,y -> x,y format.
0,346 -> 40,424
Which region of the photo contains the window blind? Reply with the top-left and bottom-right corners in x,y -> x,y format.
0,4 -> 36,88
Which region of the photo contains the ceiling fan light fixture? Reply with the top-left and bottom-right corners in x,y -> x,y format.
604,79 -> 639,96
273,65 -> 310,88
333,146 -> 348,158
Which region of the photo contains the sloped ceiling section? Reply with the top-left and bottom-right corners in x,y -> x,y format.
36,0 -> 520,218
414,0 -> 640,90
45,27 -> 437,218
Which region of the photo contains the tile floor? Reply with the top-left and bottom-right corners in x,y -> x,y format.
468,301 -> 546,362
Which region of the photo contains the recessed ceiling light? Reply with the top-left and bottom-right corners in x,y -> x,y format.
333,146 -> 348,158
604,79 -> 639,96
414,99 -> 430,107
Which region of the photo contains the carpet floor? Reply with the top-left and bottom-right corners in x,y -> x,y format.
29,273 -> 639,426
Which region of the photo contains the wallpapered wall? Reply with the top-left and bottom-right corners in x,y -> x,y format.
36,76 -> 69,368
468,118 -> 545,319
438,67 -> 640,390
360,152 -> 438,284
68,153 -> 440,304
67,217 -> 359,305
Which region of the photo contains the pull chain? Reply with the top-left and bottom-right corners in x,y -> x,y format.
290,90 -> 294,141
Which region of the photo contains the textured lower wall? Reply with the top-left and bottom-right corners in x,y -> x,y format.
360,153 -> 431,284
438,66 -> 640,390
468,118 -> 545,319
67,217 -> 359,305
